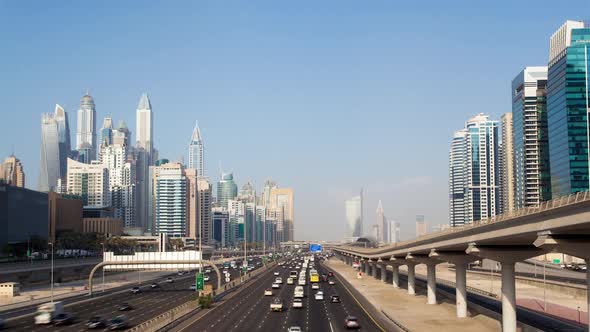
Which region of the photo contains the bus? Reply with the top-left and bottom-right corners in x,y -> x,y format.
309,272 -> 319,283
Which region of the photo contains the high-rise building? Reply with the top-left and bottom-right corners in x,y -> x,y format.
499,113 -> 515,214
0,155 -> 25,188
269,188 -> 294,241
197,176 -> 213,244
66,158 -> 109,207
100,117 -> 114,146
416,215 -> 427,237
547,20 -> 590,197
39,113 -> 61,192
135,93 -> 154,233
217,172 -> 238,208
136,93 -> 154,159
512,67 -> 551,208
449,129 -> 468,226
262,180 -> 278,207
54,104 -> 71,180
375,200 -> 388,243
389,220 -> 400,244
449,114 -> 499,225
154,163 -> 186,237
188,121 -> 204,177
212,207 -> 229,248
345,191 -> 362,239
76,93 -> 97,162
256,205 -> 267,245
186,169 -> 199,240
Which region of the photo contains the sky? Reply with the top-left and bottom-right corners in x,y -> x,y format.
1,1 -> 588,241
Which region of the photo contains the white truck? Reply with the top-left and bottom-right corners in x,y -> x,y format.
270,298 -> 284,312
294,286 -> 305,298
35,301 -> 64,325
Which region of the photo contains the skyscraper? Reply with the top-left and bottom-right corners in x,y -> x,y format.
389,220 -> 400,244
188,121 -> 204,177
416,215 -> 427,237
66,158 -> 109,207
345,192 -> 362,239
76,93 -> 97,162
269,188 -> 295,242
135,93 -> 154,233
375,200 -> 388,243
197,176 -> 213,245
136,93 -> 153,159
547,20 -> 590,197
512,67 -> 551,208
54,104 -> 71,180
498,113 -> 515,214
154,163 -> 186,237
217,172 -> 238,208
449,114 -> 499,225
0,155 -> 25,188
39,113 -> 61,192
186,169 -> 199,240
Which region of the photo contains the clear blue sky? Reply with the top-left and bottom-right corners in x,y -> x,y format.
1,1 -> 588,241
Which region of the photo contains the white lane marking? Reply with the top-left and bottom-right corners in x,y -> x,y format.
329,320 -> 335,332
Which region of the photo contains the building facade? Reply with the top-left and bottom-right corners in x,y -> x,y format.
389,220 -> 400,244
416,215 -> 427,237
345,193 -> 362,238
197,176 -> 213,244
217,172 -> 238,208
154,163 -> 187,237
76,93 -> 97,162
268,187 -> 294,242
499,113 -> 515,214
449,129 -> 468,226
39,112 -> 61,192
547,20 -> 590,197
66,158 -> 109,207
0,155 -> 25,188
188,121 -> 204,177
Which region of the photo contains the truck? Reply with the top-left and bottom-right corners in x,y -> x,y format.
35,301 -> 64,325
270,298 -> 284,312
294,286 -> 305,298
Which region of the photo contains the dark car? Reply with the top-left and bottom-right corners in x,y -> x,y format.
344,315 -> 360,329
86,316 -> 107,329
108,316 -> 127,330
131,287 -> 141,294
331,295 -> 341,303
53,313 -> 74,326
150,283 -> 159,289
118,303 -> 132,311
328,271 -> 334,277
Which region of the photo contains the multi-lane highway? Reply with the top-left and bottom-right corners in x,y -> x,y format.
2,258 -> 262,331
179,256 -> 385,331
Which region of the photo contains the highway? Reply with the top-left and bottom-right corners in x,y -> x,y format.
179,257 -> 385,331
2,258 -> 262,331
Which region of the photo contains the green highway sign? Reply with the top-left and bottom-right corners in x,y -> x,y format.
196,272 -> 204,291
552,258 -> 561,264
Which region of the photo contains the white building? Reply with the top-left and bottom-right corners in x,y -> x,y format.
99,142 -> 135,227
389,220 -> 400,244
345,191 -> 363,238
66,158 -> 109,207
136,93 -> 153,159
375,200 -> 388,243
154,163 -> 186,237
76,93 -> 97,161
188,121 -> 204,177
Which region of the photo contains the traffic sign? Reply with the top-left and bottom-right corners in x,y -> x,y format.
196,272 -> 204,291
225,277 -> 230,282
552,258 -> 561,264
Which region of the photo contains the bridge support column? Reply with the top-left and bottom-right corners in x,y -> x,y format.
501,261 -> 516,332
426,263 -> 437,304
391,264 -> 400,288
380,264 -> 386,282
407,263 -> 416,295
455,262 -> 468,318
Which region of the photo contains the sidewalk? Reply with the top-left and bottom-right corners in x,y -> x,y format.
326,258 -> 500,332
409,264 -> 588,326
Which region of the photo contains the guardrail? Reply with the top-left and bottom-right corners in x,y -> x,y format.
380,310 -> 411,332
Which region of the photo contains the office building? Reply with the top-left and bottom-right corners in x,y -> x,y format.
100,117 -> 113,146
416,215 -> 427,237
217,172 -> 238,208
154,163 -> 186,237
136,93 -> 154,160
39,112 -> 61,192
0,155 -> 25,188
54,104 -> 71,180
186,169 -> 198,240
512,66 -> 551,208
499,113 -> 515,213
262,179 -> 278,207
389,220 -> 400,244
66,158 -> 109,207
269,187 -> 294,241
547,20 -> 590,197
345,191 -> 363,238
0,184 -> 48,248
375,200 -> 388,243
212,207 -> 229,248
188,121 -> 204,176
48,192 -> 83,243
256,205 -> 267,245
449,114 -> 499,225
136,93 -> 154,233
197,176 -> 213,244
99,140 -> 135,227
76,93 -> 97,162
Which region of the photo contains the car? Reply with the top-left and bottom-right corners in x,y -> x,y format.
190,284 -> 197,290
314,291 -> 324,300
331,295 -> 341,303
311,283 -> 319,290
287,277 -> 294,285
166,277 -> 174,283
275,277 -> 283,284
328,271 -> 334,277
117,303 -> 132,311
86,316 -> 107,329
131,287 -> 141,294
150,283 -> 159,289
328,279 -> 336,285
264,289 -> 273,296
177,271 -> 184,276
53,313 -> 74,326
288,327 -> 302,332
108,316 -> 127,330
292,298 -> 304,308
203,275 -> 211,282
344,315 -> 360,329
205,268 -> 212,273
273,271 -> 280,276
272,283 -> 280,289
298,279 -> 306,286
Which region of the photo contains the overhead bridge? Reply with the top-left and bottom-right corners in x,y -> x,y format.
333,190 -> 590,332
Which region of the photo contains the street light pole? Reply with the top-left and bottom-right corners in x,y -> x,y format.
101,242 -> 106,293
48,242 -> 54,303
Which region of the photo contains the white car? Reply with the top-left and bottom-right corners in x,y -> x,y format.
264,289 -> 273,296
298,279 -> 306,286
275,277 -> 283,284
328,280 -> 335,285
287,277 -> 294,285
292,298 -> 303,309
311,283 -> 319,290
288,327 -> 302,332
189,284 -> 196,290
315,291 -> 324,300
272,283 -> 280,289
274,271 -> 280,276
203,275 -> 210,281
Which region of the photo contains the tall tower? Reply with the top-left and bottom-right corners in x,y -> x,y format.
39,113 -> 61,192
345,194 -> 362,239
499,113 -> 515,214
217,172 -> 238,208
76,92 -> 97,162
449,129 -> 468,226
375,200 -> 387,243
188,121 -> 204,177
54,104 -> 71,180
136,93 -> 153,160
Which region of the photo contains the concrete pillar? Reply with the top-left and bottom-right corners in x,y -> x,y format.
455,262 -> 468,318
364,261 -> 369,275
381,264 -> 386,282
501,262 -> 516,332
407,263 -> 416,295
427,263 -> 437,304
392,265 -> 400,288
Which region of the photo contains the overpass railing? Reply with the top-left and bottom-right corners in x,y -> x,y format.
339,190 -> 590,255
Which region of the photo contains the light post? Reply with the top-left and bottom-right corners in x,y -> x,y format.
48,242 -> 54,303
543,254 -> 547,312
101,242 -> 106,293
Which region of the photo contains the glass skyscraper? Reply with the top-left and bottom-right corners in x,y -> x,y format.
547,20 -> 590,197
345,191 -> 362,238
217,172 -> 238,208
76,93 -> 97,162
154,163 -> 187,237
188,121 -> 204,177
39,113 -> 61,192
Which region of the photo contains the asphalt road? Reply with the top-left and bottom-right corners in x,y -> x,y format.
180,259 -> 384,332
2,259 -> 263,331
